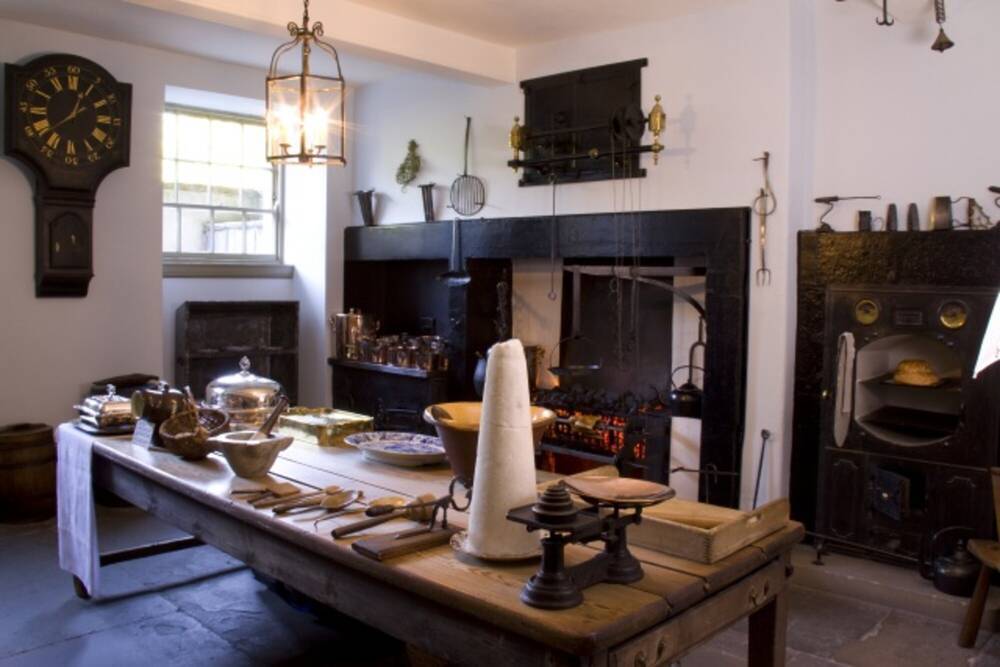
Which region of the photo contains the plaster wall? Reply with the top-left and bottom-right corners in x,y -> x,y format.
350,0 -> 1000,507
352,0 -> 795,505
0,17 -> 337,425
0,18 -> 252,425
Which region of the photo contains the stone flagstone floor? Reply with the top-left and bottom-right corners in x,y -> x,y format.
1,505 -> 999,666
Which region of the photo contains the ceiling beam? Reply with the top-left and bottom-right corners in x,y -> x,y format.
126,0 -> 516,84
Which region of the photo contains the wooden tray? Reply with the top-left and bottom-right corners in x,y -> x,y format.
546,466 -> 788,564
630,497 -> 790,564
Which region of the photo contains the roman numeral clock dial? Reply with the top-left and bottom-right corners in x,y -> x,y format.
4,54 -> 131,297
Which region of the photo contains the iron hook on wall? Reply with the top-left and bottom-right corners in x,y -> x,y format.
876,0 -> 894,26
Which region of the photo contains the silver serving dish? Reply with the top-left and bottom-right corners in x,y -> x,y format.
74,384 -> 135,429
204,356 -> 284,429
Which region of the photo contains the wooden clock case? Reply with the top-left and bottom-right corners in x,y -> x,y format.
3,53 -> 132,297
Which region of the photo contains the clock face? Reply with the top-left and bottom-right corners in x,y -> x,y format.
16,61 -> 123,168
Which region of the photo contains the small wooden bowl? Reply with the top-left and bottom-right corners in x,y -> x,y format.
158,409 -> 230,460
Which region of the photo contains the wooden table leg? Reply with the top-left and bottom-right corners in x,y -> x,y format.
72,575 -> 92,600
959,564 -> 991,648
748,589 -> 787,667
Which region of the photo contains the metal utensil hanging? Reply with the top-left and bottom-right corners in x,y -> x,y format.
449,117 -> 485,216
931,0 -> 955,52
438,219 -> 470,285
548,267 -> 602,378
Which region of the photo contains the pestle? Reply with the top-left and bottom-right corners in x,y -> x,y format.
250,395 -> 289,442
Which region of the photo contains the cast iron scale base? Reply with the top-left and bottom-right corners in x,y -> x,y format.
507,481 -> 668,609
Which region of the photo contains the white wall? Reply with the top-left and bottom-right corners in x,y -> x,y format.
352,0 -> 795,506
0,18 -> 254,425
350,0 -> 1000,507
812,0 -> 1000,231
0,17 -> 336,426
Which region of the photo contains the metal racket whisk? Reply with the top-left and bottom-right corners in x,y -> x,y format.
449,116 -> 485,216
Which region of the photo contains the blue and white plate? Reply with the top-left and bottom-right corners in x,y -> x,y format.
343,431 -> 446,467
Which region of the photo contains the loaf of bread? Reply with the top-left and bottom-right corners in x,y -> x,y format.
893,359 -> 939,386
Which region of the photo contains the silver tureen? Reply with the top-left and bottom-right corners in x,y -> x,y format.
204,356 -> 284,429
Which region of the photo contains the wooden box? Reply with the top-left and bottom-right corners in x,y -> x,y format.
630,497 -> 790,563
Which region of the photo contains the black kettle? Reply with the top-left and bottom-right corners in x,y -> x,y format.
920,526 -> 980,597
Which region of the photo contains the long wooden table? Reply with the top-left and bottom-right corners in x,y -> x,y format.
86,437 -> 802,666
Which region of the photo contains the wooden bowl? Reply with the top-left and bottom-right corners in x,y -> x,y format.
422,402 -> 556,484
158,409 -> 230,460
209,431 -> 293,479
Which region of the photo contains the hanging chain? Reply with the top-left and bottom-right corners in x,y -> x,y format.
548,175 -> 558,301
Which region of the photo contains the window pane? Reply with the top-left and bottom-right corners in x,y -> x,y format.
177,114 -> 210,161
243,168 -> 273,209
212,210 -> 244,254
243,124 -> 268,167
246,212 -> 276,256
210,164 -> 241,207
177,161 -> 209,205
162,159 -> 176,203
162,207 -> 179,253
162,112 -> 176,159
210,119 -> 243,165
180,208 -> 212,253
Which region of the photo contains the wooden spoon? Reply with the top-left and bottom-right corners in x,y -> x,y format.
311,495 -> 405,527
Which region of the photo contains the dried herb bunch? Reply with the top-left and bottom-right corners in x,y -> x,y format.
396,139 -> 421,190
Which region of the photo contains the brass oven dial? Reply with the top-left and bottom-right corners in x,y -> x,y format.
854,299 -> 880,326
939,301 -> 968,330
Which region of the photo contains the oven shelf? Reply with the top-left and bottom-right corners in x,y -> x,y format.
861,372 -> 961,392
858,405 -> 960,440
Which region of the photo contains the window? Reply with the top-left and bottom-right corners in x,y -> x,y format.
162,105 -> 286,275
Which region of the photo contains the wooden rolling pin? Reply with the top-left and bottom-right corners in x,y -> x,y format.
331,493 -> 437,539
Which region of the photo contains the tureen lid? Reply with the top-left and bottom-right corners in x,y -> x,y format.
205,356 -> 283,407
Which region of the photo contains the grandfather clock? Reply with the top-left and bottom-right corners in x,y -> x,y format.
4,53 -> 132,297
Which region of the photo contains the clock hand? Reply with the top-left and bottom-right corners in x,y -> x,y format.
46,94 -> 85,133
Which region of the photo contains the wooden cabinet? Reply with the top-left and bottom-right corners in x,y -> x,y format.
175,301 -> 298,403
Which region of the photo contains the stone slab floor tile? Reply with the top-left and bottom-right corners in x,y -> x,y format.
161,569 -> 406,666
832,608 -> 994,667
674,645 -> 746,666
782,586 -> 891,658
0,519 -> 178,659
0,611 -> 250,667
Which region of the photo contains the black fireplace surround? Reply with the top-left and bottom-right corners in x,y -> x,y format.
335,208 -> 750,507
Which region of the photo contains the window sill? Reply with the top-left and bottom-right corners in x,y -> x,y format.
163,262 -> 294,279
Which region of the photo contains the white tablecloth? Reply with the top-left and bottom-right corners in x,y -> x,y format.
56,423 -> 100,596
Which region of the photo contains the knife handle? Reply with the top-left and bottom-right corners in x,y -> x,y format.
331,511 -> 401,539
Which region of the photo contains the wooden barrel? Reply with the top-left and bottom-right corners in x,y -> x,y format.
0,423 -> 56,522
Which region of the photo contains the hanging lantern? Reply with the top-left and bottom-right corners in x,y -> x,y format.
266,0 -> 346,165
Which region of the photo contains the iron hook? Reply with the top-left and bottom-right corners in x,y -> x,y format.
876,0 -> 894,26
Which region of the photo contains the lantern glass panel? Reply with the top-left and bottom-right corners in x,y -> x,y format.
266,74 -> 344,164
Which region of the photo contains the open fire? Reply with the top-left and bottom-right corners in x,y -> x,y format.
533,384 -> 671,463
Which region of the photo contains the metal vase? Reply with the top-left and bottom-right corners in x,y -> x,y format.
354,190 -> 376,227
419,183 -> 436,223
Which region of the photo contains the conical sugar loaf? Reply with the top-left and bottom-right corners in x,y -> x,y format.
464,338 -> 540,559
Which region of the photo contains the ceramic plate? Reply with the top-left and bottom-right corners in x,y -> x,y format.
343,431 -> 446,467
